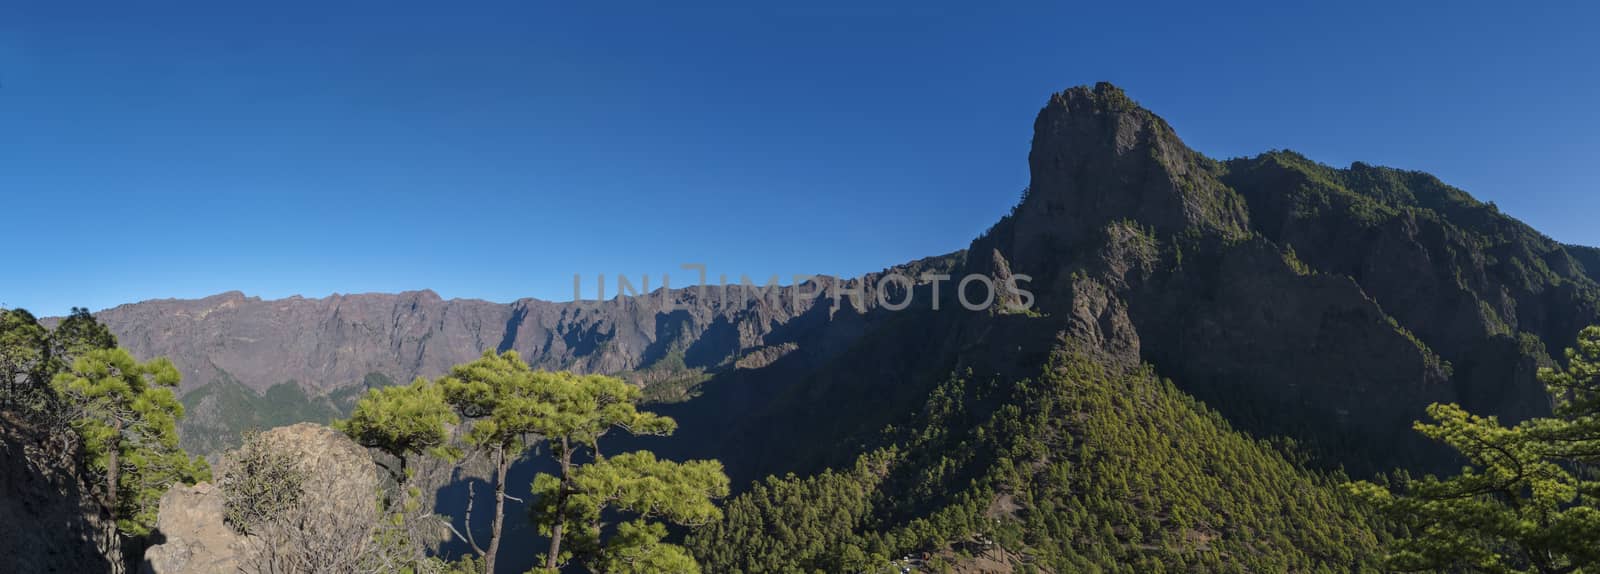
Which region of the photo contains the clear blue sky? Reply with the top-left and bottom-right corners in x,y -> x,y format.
2,0 -> 1596,316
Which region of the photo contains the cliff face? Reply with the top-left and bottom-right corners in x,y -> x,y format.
0,413 -> 119,573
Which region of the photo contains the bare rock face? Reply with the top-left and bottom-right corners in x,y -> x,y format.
142,423 -> 378,574
141,483 -> 254,574
0,413 -> 119,573
1011,83 -> 1250,264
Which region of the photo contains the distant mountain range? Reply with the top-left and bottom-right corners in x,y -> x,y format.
90,260 -> 958,453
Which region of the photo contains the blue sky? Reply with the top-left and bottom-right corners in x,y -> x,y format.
2,0 -> 1596,316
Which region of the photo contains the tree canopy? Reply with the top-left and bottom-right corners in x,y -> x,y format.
533,451 -> 729,573
0,308 -> 51,413
339,376 -> 459,482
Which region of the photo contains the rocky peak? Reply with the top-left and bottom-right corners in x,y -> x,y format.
1007,83 -> 1249,269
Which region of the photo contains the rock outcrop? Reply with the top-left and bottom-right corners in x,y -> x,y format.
142,423 -> 379,574
0,413 -> 119,573
140,483 -> 253,574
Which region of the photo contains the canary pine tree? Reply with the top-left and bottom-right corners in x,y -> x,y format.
531,451 -> 728,573
1350,326 -> 1600,573
339,350 -> 723,573
339,376 -> 459,486
51,348 -> 209,536
48,307 -> 118,369
336,377 -> 461,570
436,350 -> 553,574
517,369 -> 678,571
0,308 -> 50,412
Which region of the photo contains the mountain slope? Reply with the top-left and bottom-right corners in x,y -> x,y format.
689,349 -> 1386,572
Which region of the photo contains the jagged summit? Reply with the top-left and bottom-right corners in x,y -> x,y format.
987,83 -> 1251,278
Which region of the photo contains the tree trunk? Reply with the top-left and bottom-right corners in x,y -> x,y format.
485,443 -> 508,574
545,438 -> 572,570
106,418 -> 122,512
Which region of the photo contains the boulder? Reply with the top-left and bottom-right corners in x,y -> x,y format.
140,483 -> 255,574
142,423 -> 378,574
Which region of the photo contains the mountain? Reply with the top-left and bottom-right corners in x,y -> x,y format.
77,83 -> 1600,571
91,261 -> 958,452
647,83 -> 1600,485
663,83 -> 1600,571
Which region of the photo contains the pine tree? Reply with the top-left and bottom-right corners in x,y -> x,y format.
436,350 -> 553,574
511,368 -> 677,570
1350,326 -> 1600,573
339,376 -> 459,487
0,308 -> 50,412
51,348 -> 209,536
531,451 -> 728,573
49,307 -> 118,368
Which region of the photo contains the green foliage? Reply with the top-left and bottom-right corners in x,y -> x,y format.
51,348 -> 209,536
49,307 -> 118,366
1352,325 -> 1600,573
337,374 -> 462,572
0,308 -> 53,415
438,350 -> 550,455
481,356 -> 690,571
533,451 -> 729,573
326,351 -> 725,573
338,377 -> 460,481
591,520 -> 703,574
0,308 -> 207,540
437,352 -> 677,456
689,453 -> 892,572
691,353 -> 1384,573
559,451 -> 728,526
